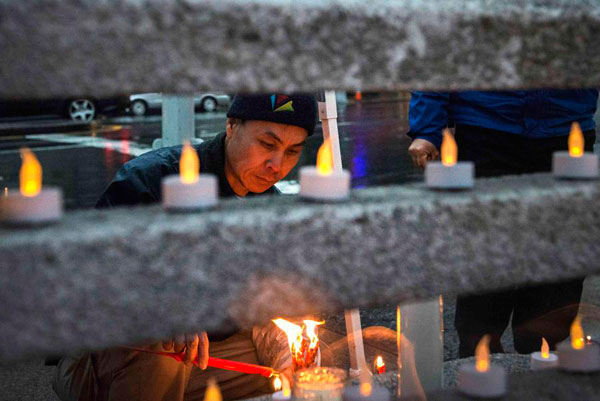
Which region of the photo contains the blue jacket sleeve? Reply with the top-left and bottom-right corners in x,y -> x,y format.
407,92 -> 450,150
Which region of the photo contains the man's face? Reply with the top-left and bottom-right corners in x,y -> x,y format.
225,120 -> 308,194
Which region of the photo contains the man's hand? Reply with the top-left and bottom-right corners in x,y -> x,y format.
162,332 -> 209,368
408,138 -> 439,169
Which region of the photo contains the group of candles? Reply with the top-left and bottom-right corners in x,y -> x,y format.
426,122 -> 599,189
457,317 -> 599,399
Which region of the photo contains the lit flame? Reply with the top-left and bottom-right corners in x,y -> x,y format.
304,319 -> 324,351
568,122 -> 584,158
541,337 -> 550,359
180,141 -> 199,184
587,336 -> 592,345
273,376 -> 282,391
571,317 -> 585,350
272,318 -> 303,354
273,318 -> 323,370
203,378 -> 222,401
374,356 -> 385,374
282,376 -> 291,397
441,129 -> 457,167
475,335 -> 490,372
316,139 -> 334,176
20,148 -> 42,197
359,368 -> 373,397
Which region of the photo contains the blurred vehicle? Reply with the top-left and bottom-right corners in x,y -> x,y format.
0,96 -> 130,122
128,93 -> 231,116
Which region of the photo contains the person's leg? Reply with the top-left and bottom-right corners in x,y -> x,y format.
453,125 -> 523,358
455,290 -> 515,357
54,347 -> 193,401
102,348 -> 193,401
53,353 -> 102,401
184,330 -> 272,401
511,278 -> 584,353
454,125 -> 524,177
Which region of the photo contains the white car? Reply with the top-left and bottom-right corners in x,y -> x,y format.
128,93 -> 231,116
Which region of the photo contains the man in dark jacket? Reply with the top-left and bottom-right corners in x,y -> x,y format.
407,89 -> 598,358
53,93 -> 318,401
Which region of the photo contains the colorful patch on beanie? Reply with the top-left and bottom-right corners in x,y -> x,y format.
271,94 -> 294,112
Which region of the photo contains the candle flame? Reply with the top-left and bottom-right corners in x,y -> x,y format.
571,317 -> 585,350
20,148 -> 42,197
272,318 -> 303,354
359,368 -> 373,396
282,376 -> 291,397
180,141 -> 199,184
475,335 -> 490,372
304,319 -> 324,351
441,129 -> 457,167
203,378 -> 222,401
359,382 -> 372,397
541,337 -> 550,359
273,318 -> 323,370
374,356 -> 386,374
273,376 -> 282,391
568,122 -> 584,158
316,139 -> 334,176
587,336 -> 592,345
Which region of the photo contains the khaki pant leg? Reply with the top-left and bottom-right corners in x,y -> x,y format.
54,348 -> 193,401
184,331 -> 272,401
100,348 -> 193,401
53,354 -> 101,401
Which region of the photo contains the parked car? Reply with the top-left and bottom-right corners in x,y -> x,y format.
128,93 -> 231,116
0,96 -> 130,122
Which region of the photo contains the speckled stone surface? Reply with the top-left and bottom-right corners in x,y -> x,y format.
1,173 -> 600,361
1,0 -> 600,99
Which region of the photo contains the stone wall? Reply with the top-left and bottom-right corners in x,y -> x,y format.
1,0 -> 600,99
1,173 -> 600,360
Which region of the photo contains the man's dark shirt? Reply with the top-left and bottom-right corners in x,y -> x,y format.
96,132 -> 278,208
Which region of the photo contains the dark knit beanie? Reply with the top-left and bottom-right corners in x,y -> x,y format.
227,94 -> 318,136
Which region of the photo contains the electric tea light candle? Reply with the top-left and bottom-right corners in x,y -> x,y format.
458,335 -> 506,398
300,139 -> 350,201
162,142 -> 217,211
558,317 -> 600,372
530,337 -> 558,370
552,122 -> 599,179
425,129 -> 474,189
272,375 -> 292,401
0,148 -> 63,225
342,369 -> 390,401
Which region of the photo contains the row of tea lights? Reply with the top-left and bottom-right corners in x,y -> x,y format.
273,324 -> 598,401
0,121 -> 597,224
273,319 -> 598,401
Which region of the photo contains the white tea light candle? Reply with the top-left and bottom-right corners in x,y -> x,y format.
458,335 -> 506,398
530,337 -> 558,371
425,129 -> 474,189
558,317 -> 600,372
0,148 -> 63,226
553,122 -> 599,179
300,139 -> 350,201
162,142 -> 217,211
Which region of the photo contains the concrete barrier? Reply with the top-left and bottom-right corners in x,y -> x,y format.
1,173 -> 600,360
1,0 -> 600,99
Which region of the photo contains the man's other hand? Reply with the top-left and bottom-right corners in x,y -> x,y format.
162,332 -> 209,368
408,138 -> 439,169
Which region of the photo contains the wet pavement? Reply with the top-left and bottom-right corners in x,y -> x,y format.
0,98 -> 420,210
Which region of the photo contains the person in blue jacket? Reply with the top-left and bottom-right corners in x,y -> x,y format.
407,89 -> 598,357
